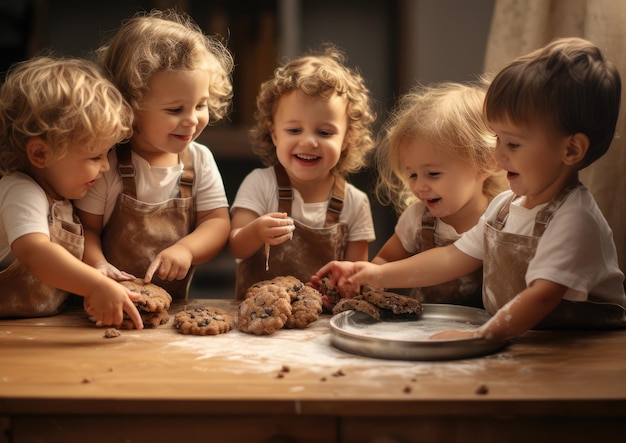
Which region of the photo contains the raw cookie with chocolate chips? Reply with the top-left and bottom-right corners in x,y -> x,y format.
361,290 -> 423,316
284,284 -> 324,329
332,296 -> 381,320
238,284 -> 292,335
120,279 -> 172,312
118,279 -> 172,330
173,307 -> 234,335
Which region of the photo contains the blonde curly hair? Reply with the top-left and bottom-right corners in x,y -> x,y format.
97,9 -> 233,124
0,56 -> 133,175
250,44 -> 376,176
376,82 -> 507,215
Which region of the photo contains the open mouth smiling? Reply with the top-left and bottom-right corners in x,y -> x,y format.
295,153 -> 319,162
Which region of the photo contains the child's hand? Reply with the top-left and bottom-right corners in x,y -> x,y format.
312,260 -> 382,294
83,278 -> 143,330
144,243 -> 193,282
256,212 -> 295,245
94,260 -> 136,281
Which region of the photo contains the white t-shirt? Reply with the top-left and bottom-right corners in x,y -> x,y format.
0,173 -> 75,269
455,188 -> 626,305
395,200 -> 460,253
74,141 -> 228,225
231,167 -> 376,243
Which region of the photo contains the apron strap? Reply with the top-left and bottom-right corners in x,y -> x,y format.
419,208 -> 436,250
274,164 -> 293,214
491,182 -> 582,235
116,144 -> 195,199
273,164 -> 345,227
533,181 -> 581,237
115,144 -> 137,200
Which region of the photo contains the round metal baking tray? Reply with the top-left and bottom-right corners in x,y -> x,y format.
329,304 -> 507,361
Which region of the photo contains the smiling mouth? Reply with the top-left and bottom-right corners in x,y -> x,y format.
425,198 -> 441,204
295,154 -> 319,162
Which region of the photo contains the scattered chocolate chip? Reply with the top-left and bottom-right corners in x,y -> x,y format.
81,378 -> 91,384
276,373 -> 284,379
475,384 -> 489,395
403,386 -> 412,394
332,369 -> 345,377
320,377 -> 327,382
281,365 -> 290,373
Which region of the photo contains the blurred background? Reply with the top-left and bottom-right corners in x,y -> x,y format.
3,0 -> 623,297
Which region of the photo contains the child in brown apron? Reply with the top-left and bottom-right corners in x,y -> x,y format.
372,83 -> 508,308
229,45 -> 377,300
74,10 -> 233,300
0,56 -> 142,329
313,37 -> 626,342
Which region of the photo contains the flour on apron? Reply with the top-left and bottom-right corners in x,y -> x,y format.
102,144 -> 196,299
483,182 -> 625,329
235,164 -> 348,300
0,199 -> 84,317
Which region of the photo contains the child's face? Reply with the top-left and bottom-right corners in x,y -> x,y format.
491,118 -> 572,208
400,138 -> 486,222
132,69 -> 210,162
38,141 -> 112,200
271,90 -> 348,186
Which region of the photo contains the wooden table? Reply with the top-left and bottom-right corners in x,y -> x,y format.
1,299 -> 625,443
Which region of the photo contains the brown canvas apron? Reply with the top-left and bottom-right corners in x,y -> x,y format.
0,199 -> 84,317
235,164 -> 348,300
410,209 -> 483,308
483,183 -> 625,329
102,144 -> 196,299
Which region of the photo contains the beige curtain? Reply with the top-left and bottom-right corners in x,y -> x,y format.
484,0 -> 626,274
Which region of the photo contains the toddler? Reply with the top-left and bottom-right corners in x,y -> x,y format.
0,56 -> 142,328
373,82 -> 507,307
229,45 -> 377,299
75,10 -> 234,299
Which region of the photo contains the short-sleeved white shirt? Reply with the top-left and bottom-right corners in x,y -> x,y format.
455,188 -> 626,305
231,167 -> 375,243
74,141 -> 228,225
0,172 -> 74,268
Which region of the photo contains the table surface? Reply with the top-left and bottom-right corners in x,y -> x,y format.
2,299 -> 626,417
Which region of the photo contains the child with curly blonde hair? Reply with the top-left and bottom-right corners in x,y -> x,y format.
75,10 -> 234,299
0,56 -> 142,328
229,45 -> 377,299
372,82 -> 507,307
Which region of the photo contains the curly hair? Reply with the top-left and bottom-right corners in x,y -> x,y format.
0,56 -> 133,175
249,44 -> 376,176
376,82 -> 507,215
97,9 -> 234,124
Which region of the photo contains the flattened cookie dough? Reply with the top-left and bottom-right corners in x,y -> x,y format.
120,279 -> 172,312
238,286 -> 292,335
173,307 -> 234,335
361,290 -> 422,316
332,297 -> 381,320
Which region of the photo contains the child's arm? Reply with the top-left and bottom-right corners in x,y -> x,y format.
77,209 -> 135,280
372,233 -> 412,264
432,279 -> 567,342
11,232 -> 143,329
313,244 -> 481,293
344,240 -> 369,262
144,207 -> 230,282
228,208 -> 295,259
